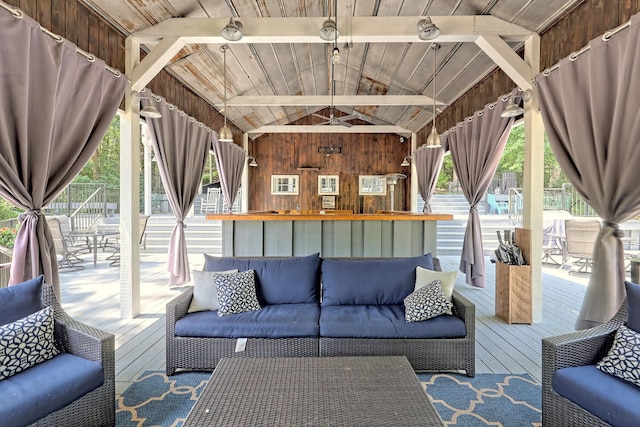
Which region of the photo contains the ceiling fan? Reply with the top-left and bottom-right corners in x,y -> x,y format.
313,1 -> 358,128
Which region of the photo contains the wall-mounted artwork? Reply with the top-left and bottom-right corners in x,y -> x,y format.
271,175 -> 299,195
322,196 -> 336,209
318,175 -> 339,195
358,175 -> 387,196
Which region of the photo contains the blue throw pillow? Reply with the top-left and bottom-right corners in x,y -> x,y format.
203,253 -> 320,305
322,254 -> 434,306
0,276 -> 44,326
626,281 -> 640,333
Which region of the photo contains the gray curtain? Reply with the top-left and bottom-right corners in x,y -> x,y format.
445,93 -> 515,287
413,143 -> 447,213
142,95 -> 211,286
0,8 -> 127,296
536,14 -> 640,329
212,137 -> 246,212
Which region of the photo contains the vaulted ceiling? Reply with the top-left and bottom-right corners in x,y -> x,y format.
82,0 -> 582,137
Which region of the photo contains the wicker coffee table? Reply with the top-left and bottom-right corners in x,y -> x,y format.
183,356 -> 444,426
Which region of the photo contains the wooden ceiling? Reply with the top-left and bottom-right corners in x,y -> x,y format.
81,0 -> 582,137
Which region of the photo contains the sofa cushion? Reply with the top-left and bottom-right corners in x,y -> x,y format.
204,253 -> 320,305
404,280 -> 453,322
625,281 -> 640,333
553,364 -> 640,427
188,269 -> 238,313
0,275 -> 44,326
0,352 -> 104,427
214,270 -> 261,316
596,325 -> 640,386
0,306 -> 59,380
319,304 -> 466,339
175,303 -> 320,338
321,254 -> 434,306
415,267 -> 457,314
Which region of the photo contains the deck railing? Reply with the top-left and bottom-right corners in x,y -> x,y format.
43,183 -> 115,231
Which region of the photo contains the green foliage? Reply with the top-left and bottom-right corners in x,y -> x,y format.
0,199 -> 21,221
75,114 -> 121,193
436,154 -> 454,192
0,226 -> 17,249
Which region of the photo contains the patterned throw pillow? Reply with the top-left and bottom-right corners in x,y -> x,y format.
0,306 -> 59,380
214,269 -> 261,316
404,280 -> 453,323
596,325 -> 640,386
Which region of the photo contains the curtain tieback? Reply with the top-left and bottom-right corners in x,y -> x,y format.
18,210 -> 41,223
604,221 -> 624,238
177,220 -> 186,229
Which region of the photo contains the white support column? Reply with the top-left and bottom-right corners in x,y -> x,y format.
143,129 -> 153,217
522,34 -> 543,323
241,133 -> 249,213
410,133 -> 418,213
121,36 -> 142,318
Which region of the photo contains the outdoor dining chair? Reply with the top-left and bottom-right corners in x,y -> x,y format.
48,217 -> 85,271
562,219 -> 601,274
200,188 -> 221,214
105,215 -> 149,266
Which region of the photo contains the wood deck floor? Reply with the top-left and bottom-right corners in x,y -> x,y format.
56,235 -> 591,396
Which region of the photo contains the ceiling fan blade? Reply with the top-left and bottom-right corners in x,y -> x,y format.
313,113 -> 330,120
314,120 -> 332,126
336,119 -> 353,128
337,114 -> 360,122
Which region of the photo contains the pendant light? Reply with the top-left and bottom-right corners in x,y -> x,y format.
219,45 -> 233,142
426,43 -> 441,148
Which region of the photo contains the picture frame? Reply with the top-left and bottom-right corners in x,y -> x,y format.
318,175 -> 339,195
358,175 -> 387,196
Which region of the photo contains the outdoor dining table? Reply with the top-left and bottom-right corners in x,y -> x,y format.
69,230 -> 119,268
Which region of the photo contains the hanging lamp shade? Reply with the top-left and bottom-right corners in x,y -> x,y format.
319,18 -> 339,41
219,125 -> 233,142
221,18 -> 243,41
426,127 -> 441,148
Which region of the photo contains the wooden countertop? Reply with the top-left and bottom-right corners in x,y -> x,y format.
206,210 -> 453,221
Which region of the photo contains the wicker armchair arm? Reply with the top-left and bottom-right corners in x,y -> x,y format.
42,284 -> 114,364
451,290 -> 475,332
166,288 -> 193,337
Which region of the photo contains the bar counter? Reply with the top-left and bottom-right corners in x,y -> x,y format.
206,210 -> 453,258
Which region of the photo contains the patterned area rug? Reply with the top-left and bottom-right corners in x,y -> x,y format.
117,371 -> 541,427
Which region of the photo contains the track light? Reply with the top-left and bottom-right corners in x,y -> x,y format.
221,18 -> 243,41
319,18 -> 339,41
417,17 -> 440,41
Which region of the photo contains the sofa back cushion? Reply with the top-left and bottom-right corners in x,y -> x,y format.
203,253 -> 320,305
0,275 -> 44,326
626,281 -> 640,332
321,254 -> 434,306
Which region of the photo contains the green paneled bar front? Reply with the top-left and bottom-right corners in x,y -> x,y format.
207,211 -> 453,258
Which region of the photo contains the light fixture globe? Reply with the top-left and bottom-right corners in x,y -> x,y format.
221,18 -> 243,41
219,125 -> 233,142
319,18 -> 339,41
417,17 -> 440,40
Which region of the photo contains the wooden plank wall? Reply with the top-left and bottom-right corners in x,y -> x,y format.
4,0 -> 240,140
424,0 -> 640,136
249,108 -> 408,213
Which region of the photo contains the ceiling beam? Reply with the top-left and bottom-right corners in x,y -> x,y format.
248,125 -> 411,137
131,16 -> 534,45
475,35 -> 534,91
130,37 -> 185,91
223,95 -> 444,107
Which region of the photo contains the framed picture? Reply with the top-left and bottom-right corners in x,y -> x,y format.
322,196 -> 336,209
318,175 -> 339,195
271,175 -> 299,195
358,175 -> 387,196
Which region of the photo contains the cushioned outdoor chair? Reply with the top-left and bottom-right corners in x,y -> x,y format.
542,301 -> 628,426
0,276 -> 115,427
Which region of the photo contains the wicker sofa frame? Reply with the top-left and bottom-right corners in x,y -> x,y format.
166,257 -> 475,377
541,303 -> 627,427
30,284 -> 115,427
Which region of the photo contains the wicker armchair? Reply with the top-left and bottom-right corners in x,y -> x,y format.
541,303 -> 627,427
31,284 -> 115,427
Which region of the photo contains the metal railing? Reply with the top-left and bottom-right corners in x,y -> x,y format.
43,183 -> 115,231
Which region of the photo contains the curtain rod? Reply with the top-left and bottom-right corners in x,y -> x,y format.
538,19 -> 631,78
0,1 -> 124,79
140,88 -> 213,132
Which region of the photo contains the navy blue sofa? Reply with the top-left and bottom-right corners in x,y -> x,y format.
166,253 -> 475,377
0,276 -> 114,427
